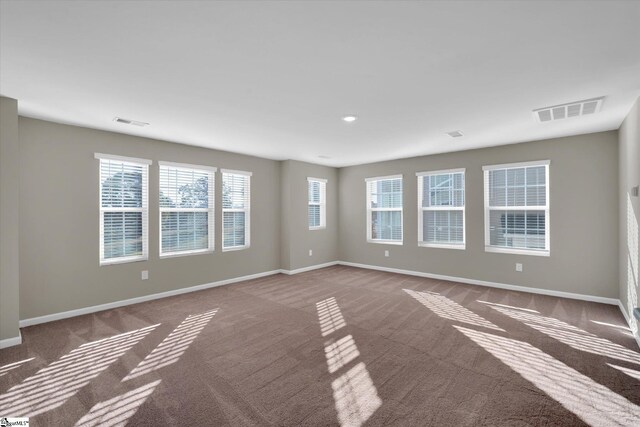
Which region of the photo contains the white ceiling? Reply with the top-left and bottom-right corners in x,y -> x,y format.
1,1 -> 639,167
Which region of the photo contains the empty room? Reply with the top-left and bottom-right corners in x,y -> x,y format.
1,0 -> 639,426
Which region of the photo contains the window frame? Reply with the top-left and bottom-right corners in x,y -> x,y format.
365,174 -> 403,245
417,168 -> 466,250
158,161 -> 216,259
483,160 -> 550,257
307,177 -> 327,230
221,169 -> 252,252
95,153 -> 151,266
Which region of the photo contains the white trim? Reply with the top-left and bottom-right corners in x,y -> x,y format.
222,244 -> 250,252
158,160 -> 217,173
19,269 -> 282,328
0,331 -> 22,349
221,169 -> 252,177
337,261 -> 619,305
419,242 -> 466,250
484,246 -> 550,257
159,249 -> 214,259
482,159 -> 550,171
307,177 -> 328,183
416,168 -> 465,176
280,261 -> 339,275
365,174 -> 402,182
94,153 -> 152,165
367,239 -> 403,245
617,301 -> 640,350
100,255 -> 148,266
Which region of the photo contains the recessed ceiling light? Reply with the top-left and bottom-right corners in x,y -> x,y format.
113,117 -> 149,127
342,115 -> 358,123
447,130 -> 464,138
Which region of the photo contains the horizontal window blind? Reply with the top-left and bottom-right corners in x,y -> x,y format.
222,170 -> 251,250
308,178 -> 327,229
366,175 -> 403,243
484,161 -> 550,255
96,154 -> 150,265
417,169 -> 465,248
159,162 -> 215,256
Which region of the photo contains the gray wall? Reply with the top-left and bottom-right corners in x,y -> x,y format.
619,98 -> 640,339
280,160 -> 338,271
0,97 -> 20,341
339,131 -> 619,298
19,118 -> 281,320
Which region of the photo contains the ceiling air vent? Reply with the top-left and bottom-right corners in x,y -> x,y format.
446,130 -> 464,138
533,97 -> 604,123
113,117 -> 149,127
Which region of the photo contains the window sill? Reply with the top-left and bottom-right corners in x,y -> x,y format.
367,239 -> 403,246
222,245 -> 250,252
419,243 -> 466,250
100,256 -> 148,266
485,246 -> 550,257
309,226 -> 326,231
160,249 -> 214,259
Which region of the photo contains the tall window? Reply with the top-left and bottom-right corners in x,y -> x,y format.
417,169 -> 465,249
484,160 -> 550,256
366,175 -> 403,244
222,170 -> 251,250
96,153 -> 150,265
308,177 -> 327,230
159,162 -> 215,257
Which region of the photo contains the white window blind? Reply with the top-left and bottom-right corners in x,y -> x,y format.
417,169 -> 465,249
308,177 -> 327,230
366,175 -> 403,244
159,162 -> 216,257
96,153 -> 151,265
222,170 -> 251,250
484,160 -> 550,256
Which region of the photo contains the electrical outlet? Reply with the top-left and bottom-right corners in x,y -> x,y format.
385,250 -> 390,257
515,263 -> 523,272
141,270 -> 148,280
309,249 -> 313,256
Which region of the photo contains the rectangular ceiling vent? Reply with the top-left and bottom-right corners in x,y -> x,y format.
533,97 -> 604,123
113,117 -> 149,127
446,130 -> 464,138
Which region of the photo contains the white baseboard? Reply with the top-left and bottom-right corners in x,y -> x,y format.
19,269 -> 282,328
337,261 -> 620,305
617,301 -> 640,349
280,261 -> 339,275
0,331 -> 22,349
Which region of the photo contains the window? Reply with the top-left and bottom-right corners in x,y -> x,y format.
222,170 -> 251,250
484,160 -> 550,256
417,169 -> 465,249
159,162 -> 215,257
308,177 -> 327,230
96,153 -> 150,265
366,175 -> 403,244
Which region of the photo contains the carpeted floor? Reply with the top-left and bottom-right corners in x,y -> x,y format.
1,265 -> 639,426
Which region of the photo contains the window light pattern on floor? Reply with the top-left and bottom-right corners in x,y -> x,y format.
0,324 -> 158,417
0,357 -> 34,377
404,289 -> 504,331
607,364 -> 640,381
123,309 -> 218,381
489,305 -> 640,365
316,297 -> 346,337
75,380 -> 161,427
455,326 -> 640,426
316,297 -> 381,427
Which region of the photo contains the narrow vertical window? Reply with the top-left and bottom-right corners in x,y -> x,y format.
417,169 -> 465,249
484,160 -> 550,256
308,177 -> 327,230
159,162 -> 215,257
222,170 -> 251,251
96,153 -> 151,265
366,175 -> 403,244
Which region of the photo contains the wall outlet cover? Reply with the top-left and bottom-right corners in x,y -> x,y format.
515,263 -> 523,272
309,250 -> 313,256
141,270 -> 148,280
385,250 -> 390,257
